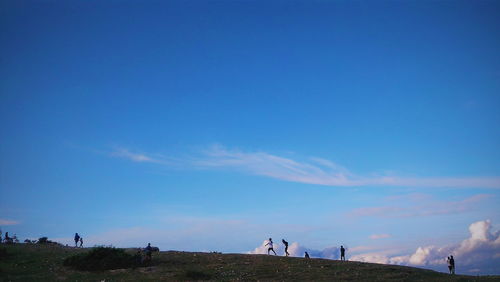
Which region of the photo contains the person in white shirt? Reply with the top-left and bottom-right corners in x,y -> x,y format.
265,238 -> 277,255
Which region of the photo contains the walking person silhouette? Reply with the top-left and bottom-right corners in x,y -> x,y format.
340,245 -> 346,261
74,233 -> 80,247
446,257 -> 451,274
282,239 -> 289,256
265,238 -> 277,255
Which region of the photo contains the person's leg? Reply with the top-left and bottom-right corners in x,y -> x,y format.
267,248 -> 270,255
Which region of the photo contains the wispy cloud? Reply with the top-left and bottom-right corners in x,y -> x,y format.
0,219 -> 20,225
348,194 -> 492,218
109,148 -> 176,165
109,145 -> 500,189
370,234 -> 391,240
110,148 -> 159,163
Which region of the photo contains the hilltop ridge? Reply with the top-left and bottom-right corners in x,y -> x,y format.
1,244 -> 499,281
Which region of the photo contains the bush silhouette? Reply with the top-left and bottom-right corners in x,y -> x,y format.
63,247 -> 140,271
36,237 -> 60,245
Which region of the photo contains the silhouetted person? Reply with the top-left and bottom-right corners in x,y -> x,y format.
74,233 -> 80,247
450,255 -> 455,274
446,257 -> 451,274
79,237 -> 83,248
145,243 -> 153,262
282,239 -> 289,256
340,245 -> 346,261
265,238 -> 276,255
4,232 -> 10,243
305,251 -> 310,259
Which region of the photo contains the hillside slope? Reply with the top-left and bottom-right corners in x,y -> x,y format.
1,244 -> 499,281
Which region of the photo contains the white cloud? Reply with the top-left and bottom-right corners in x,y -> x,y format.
110,145 -> 500,189
247,220 -> 500,274
248,239 -> 284,255
248,240 -> 341,259
0,219 -> 20,225
370,234 -> 391,240
351,220 -> 500,275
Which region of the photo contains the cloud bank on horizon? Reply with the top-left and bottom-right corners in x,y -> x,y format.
249,220 -> 500,275
111,145 -> 500,189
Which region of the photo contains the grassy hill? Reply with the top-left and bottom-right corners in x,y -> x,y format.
1,244 -> 499,281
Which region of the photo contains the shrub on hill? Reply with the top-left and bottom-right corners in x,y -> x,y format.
36,237 -> 61,245
63,246 -> 141,271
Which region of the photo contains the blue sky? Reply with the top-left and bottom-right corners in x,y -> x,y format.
1,0 -> 500,275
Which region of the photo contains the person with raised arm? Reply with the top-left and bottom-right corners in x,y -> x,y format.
265,238 -> 277,255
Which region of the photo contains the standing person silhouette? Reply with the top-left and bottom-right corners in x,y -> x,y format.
144,243 -> 153,262
447,256 -> 452,274
74,233 -> 80,247
450,255 -> 455,274
265,238 -> 276,255
304,252 -> 310,259
282,239 -> 289,256
340,245 -> 346,261
79,237 -> 83,248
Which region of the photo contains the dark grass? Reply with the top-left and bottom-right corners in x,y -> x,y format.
1,244 -> 499,281
63,246 -> 141,271
0,247 -> 9,260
